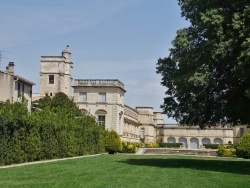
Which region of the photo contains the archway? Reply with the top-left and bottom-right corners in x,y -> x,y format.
214,138 -> 223,144
167,137 -> 176,143
178,137 -> 187,148
190,138 -> 199,149
202,138 -> 211,145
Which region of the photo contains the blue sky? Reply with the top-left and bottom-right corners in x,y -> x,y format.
0,0 -> 189,123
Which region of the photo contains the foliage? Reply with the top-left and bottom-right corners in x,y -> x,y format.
0,97 -> 106,165
156,1 -> 250,127
159,142 -> 183,148
121,142 -> 146,153
105,130 -> 122,154
146,142 -> 159,148
33,92 -> 82,117
203,144 -> 220,149
236,131 -> 250,158
218,144 -> 236,157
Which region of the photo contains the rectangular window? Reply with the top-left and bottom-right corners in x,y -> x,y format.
79,92 -> 87,102
17,82 -> 21,97
140,128 -> 145,139
49,75 -> 54,84
22,84 -> 25,93
98,93 -> 106,102
98,115 -> 105,125
240,128 -> 244,137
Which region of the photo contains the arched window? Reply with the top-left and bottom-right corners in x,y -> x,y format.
179,137 -> 187,148
202,138 -> 211,145
214,138 -> 223,144
190,138 -> 199,149
167,137 -> 176,143
80,109 -> 88,115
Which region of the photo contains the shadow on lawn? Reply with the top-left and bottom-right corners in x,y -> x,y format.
119,157 -> 250,175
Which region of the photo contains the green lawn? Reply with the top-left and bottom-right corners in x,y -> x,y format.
0,154 -> 250,188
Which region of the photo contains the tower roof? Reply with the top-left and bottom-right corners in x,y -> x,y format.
62,45 -> 71,53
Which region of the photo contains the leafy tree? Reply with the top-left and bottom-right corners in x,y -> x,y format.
33,92 -> 82,117
156,0 -> 250,127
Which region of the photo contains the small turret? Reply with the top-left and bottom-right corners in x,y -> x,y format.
62,45 -> 71,60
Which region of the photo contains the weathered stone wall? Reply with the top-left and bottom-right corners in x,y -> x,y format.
0,71 -> 13,102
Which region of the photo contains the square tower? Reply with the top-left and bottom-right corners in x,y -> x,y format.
39,46 -> 73,97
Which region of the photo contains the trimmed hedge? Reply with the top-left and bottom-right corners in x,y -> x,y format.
203,144 -> 220,149
236,131 -> 250,159
159,143 -> 183,148
0,97 -> 107,165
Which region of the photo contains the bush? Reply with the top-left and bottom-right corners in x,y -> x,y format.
236,131 -> 250,159
218,145 -> 236,157
159,143 -> 183,148
146,142 -> 159,148
105,130 -> 122,154
121,142 -> 144,153
203,144 -> 220,149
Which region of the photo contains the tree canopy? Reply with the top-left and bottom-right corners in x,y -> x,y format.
33,92 -> 82,117
156,0 -> 250,127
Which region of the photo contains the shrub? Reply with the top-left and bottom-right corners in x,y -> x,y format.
218,144 -> 236,157
105,130 -> 122,154
146,142 -> 159,148
236,131 -> 250,159
159,143 -> 183,148
203,144 -> 220,149
121,142 -> 140,153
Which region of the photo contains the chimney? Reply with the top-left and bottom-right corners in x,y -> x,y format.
8,62 -> 14,74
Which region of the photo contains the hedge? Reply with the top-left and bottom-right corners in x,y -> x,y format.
203,144 -> 220,149
0,100 -> 107,165
159,143 -> 183,148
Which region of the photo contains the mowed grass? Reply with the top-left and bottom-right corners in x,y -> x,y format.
0,154 -> 250,188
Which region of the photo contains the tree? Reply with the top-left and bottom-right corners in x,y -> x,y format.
156,0 -> 250,127
33,92 -> 82,117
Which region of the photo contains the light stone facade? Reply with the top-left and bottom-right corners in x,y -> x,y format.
37,47 -> 250,147
0,62 -> 35,111
39,46 -> 73,98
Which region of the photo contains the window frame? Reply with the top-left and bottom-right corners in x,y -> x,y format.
49,75 -> 54,84
98,93 -> 106,102
98,115 -> 105,125
79,92 -> 87,102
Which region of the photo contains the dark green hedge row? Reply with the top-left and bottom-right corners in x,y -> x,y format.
159,143 -> 183,148
203,144 -> 220,149
0,96 -> 107,165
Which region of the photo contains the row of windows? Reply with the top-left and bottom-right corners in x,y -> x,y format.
79,92 -> 106,102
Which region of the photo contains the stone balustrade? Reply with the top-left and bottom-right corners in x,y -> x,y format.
74,79 -> 125,90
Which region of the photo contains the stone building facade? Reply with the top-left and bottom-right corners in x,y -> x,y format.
37,47 -> 249,148
39,45 -> 73,98
0,62 -> 35,111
